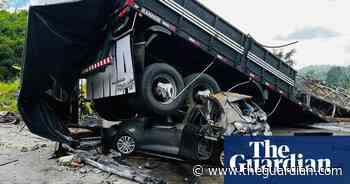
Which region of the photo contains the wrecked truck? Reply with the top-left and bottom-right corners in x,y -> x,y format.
19,0 -> 320,148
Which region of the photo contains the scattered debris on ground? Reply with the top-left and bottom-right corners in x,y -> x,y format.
0,157 -> 18,167
0,121 -> 223,184
0,111 -> 19,124
76,150 -> 166,184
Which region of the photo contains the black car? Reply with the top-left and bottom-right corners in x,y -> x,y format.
104,92 -> 271,166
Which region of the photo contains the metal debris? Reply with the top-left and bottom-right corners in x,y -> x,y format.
298,76 -> 350,120
20,147 -> 29,152
77,151 -> 166,184
57,155 -> 75,166
0,159 -> 18,167
198,92 -> 272,138
302,78 -> 350,111
143,159 -> 160,170
0,112 -> 19,124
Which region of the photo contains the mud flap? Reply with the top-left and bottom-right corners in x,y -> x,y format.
18,0 -> 125,144
87,34 -> 136,100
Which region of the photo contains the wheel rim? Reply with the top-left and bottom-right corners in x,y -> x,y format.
220,150 -> 224,167
152,74 -> 178,105
116,135 -> 136,154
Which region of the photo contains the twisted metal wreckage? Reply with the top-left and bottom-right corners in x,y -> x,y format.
16,0 -> 350,183
59,92 -> 271,184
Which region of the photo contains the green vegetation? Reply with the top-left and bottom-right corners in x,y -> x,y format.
299,65 -> 350,90
0,9 -> 27,82
0,9 -> 27,112
0,80 -> 19,111
299,65 -> 333,81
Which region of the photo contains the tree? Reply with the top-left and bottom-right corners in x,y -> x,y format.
325,66 -> 349,88
0,10 -> 27,81
304,69 -> 316,78
272,49 -> 297,67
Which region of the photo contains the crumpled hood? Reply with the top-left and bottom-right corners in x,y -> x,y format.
202,92 -> 271,136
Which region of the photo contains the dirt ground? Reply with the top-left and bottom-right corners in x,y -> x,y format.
1,121 -> 350,184
0,123 -> 223,184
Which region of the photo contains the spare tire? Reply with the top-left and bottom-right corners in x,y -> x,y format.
184,73 -> 221,107
139,63 -> 185,115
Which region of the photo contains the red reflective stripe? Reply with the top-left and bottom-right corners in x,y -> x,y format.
265,82 -> 275,90
118,0 -> 135,17
125,0 -> 135,6
119,8 -> 128,17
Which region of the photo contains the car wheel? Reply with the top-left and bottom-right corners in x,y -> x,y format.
140,63 -> 185,115
115,134 -> 136,155
219,150 -> 224,167
211,143 -> 224,167
184,73 -> 220,107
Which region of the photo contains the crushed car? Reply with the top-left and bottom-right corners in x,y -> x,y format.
103,92 -> 271,166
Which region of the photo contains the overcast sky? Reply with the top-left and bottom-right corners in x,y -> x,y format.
11,0 -> 350,69
199,0 -> 350,69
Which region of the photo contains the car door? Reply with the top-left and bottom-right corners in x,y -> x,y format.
141,123 -> 183,156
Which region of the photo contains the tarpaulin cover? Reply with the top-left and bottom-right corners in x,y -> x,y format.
18,0 -> 125,144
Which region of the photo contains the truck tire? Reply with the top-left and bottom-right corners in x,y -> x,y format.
184,73 -> 220,107
139,63 -> 185,115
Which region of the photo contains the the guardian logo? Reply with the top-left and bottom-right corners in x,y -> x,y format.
230,140 -> 332,171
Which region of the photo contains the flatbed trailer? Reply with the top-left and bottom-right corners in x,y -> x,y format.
85,0 -> 323,124
137,0 -> 297,94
